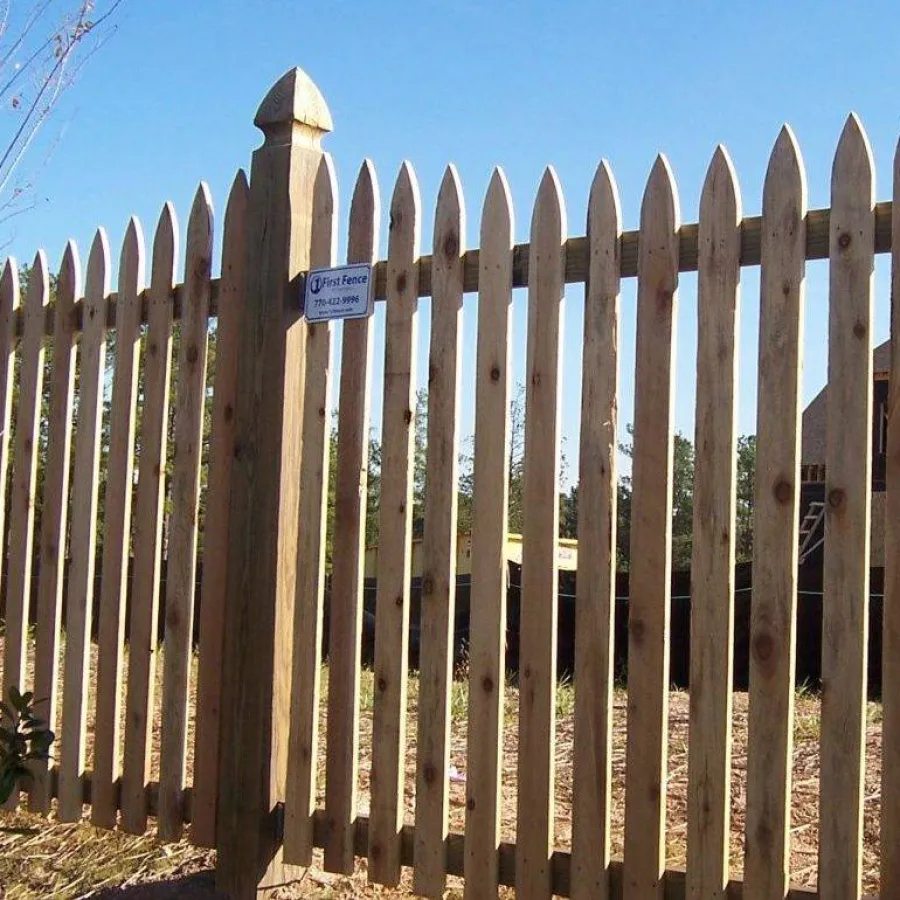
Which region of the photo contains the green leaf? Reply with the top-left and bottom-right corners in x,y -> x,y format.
0,768 -> 17,805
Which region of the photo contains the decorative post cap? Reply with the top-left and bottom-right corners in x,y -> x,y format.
254,67 -> 333,147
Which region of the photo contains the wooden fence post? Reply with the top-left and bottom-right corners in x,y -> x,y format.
216,67 -> 332,899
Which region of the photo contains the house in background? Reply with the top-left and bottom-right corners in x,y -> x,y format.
798,338 -> 890,567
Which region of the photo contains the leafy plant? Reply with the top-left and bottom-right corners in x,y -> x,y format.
0,686 -> 55,805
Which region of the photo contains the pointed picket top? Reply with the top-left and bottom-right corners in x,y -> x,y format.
187,184 -> 214,274
764,125 -> 807,212
254,67 -> 333,146
57,240 -> 82,312
151,203 -> 179,290
26,249 -> 50,312
701,145 -> 742,224
349,159 -> 380,249
588,159 -> 622,234
314,154 -> 338,217
389,160 -> 421,248
226,169 -> 250,223
86,229 -> 111,303
310,154 -> 338,270
482,167 -> 514,248
641,154 -> 680,234
832,112 -> 874,200
120,216 -> 146,296
0,257 -> 19,312
351,159 -> 380,225
435,164 -> 465,259
531,165 -> 567,242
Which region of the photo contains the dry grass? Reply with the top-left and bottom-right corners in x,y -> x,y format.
0,635 -> 886,898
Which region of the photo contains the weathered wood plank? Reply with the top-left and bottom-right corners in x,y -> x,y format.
29,242 -> 79,813
0,261 -> 18,665
414,165 -> 465,898
686,147 -> 742,900
323,159 -> 379,875
92,218 -> 145,829
464,167 -> 514,900
158,186 -> 213,841
623,156 -> 680,900
571,160 -> 621,900
883,127 -> 900,900
284,155 -> 337,865
58,230 -> 109,821
517,167 -> 566,900
191,170 -> 249,849
818,114 -> 875,900
3,251 -> 49,810
744,125 -> 807,899
121,204 -> 178,835
368,161 -> 421,887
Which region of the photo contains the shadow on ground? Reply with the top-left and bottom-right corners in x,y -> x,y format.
87,871 -> 225,899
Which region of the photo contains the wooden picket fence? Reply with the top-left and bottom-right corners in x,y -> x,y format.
0,67 -> 898,900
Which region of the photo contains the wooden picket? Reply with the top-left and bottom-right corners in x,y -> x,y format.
369,161 -> 420,887
686,146 -> 741,899
571,160 -> 620,900
464,167 -> 513,900
414,164 -> 464,899
517,167 -> 566,900
745,126 -> 807,898
818,114 -> 875,900
284,154 -> 337,864
121,205 -> 178,835
323,159 -> 379,875
30,242 -> 79,813
623,156 -> 680,900
0,74 -> 897,900
92,218 -> 145,829
883,133 -> 900,899
191,170 -> 249,848
58,230 -> 110,821
158,184 -> 213,841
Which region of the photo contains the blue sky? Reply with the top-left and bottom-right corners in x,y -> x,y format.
5,0 -> 900,481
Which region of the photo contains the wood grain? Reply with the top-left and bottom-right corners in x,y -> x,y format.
571,161 -> 620,900
58,230 -> 109,821
4,251 -> 49,810
744,126 -> 807,899
464,167 -> 513,900
369,161 -> 420,887
29,242 -> 79,813
323,159 -> 379,875
191,170 -> 248,848
121,204 -> 178,835
516,167 -> 566,900
883,128 -> 900,900
92,217 -> 145,829
623,156 -> 680,900
818,114 -> 874,900
414,164 -> 465,898
685,147 -> 742,900
284,155 -> 337,865
158,185 -> 213,841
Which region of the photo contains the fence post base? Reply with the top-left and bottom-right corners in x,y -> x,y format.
215,67 -> 331,899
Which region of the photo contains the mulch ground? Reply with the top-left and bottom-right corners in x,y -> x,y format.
0,639 -> 885,898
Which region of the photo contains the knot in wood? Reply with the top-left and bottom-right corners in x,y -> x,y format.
828,488 -> 845,510
224,403 -> 234,422
421,575 -> 434,596
782,280 -> 791,297
403,408 -> 413,425
630,618 -> 645,644
395,594 -> 403,607
772,479 -> 792,505
423,763 -> 436,785
490,365 -> 501,382
838,231 -> 852,250
396,272 -> 407,293
482,676 -> 494,693
377,676 -> 387,692
753,632 -> 774,662
853,320 -> 866,339
467,797 -> 476,811
318,406 -> 326,419
442,232 -> 459,259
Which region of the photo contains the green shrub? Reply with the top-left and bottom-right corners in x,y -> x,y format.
0,687 -> 55,805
